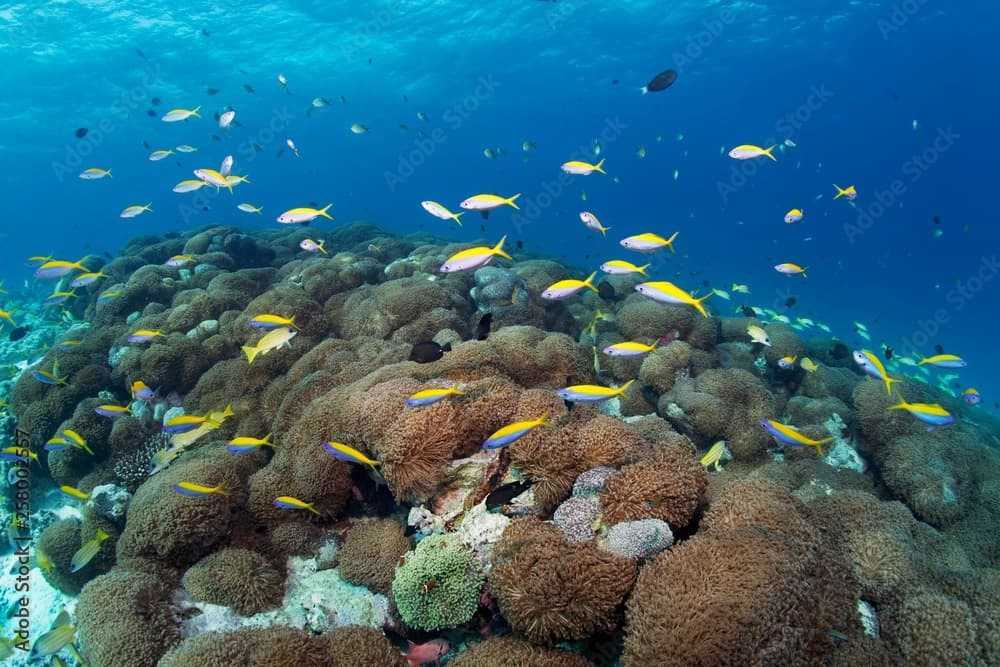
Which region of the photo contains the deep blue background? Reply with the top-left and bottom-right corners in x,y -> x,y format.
0,1 -> 997,413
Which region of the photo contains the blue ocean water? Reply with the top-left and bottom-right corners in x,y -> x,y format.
0,0 -> 997,412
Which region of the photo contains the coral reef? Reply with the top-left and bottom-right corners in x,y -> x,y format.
448,636 -> 593,667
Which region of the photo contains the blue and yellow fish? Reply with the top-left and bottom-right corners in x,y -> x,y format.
760,418 -> 834,456
405,382 -> 464,408
557,379 -> 634,403
887,394 -> 954,430
483,415 -> 553,449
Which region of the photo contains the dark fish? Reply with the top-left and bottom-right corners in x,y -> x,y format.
829,342 -> 849,360
485,481 -> 531,511
597,281 -> 615,300
884,346 -> 894,361
739,305 -> 756,317
141,139 -> 151,149
135,48 -> 147,60
933,215 -> 941,225
368,57 -> 372,64
480,210 -> 489,220
164,231 -> 181,239
243,83 -> 255,93
9,326 -> 28,342
75,127 -> 88,138
103,251 -> 113,259
612,79 -> 620,85
151,96 -> 160,106
934,344 -> 944,355
475,313 -> 493,341
211,134 -> 222,141
641,69 -> 677,94
409,341 -> 452,363
206,87 -> 220,95
515,240 -> 524,250
480,224 -> 486,232
785,296 -> 797,308
201,28 -> 210,37
147,109 -> 156,117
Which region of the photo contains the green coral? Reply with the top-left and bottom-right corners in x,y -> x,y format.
391,533 -> 483,631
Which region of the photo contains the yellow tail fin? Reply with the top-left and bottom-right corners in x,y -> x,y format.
594,158 -> 606,174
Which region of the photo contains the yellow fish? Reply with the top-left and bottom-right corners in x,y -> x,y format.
69,528 -> 110,573
439,236 -> 511,273
405,382 -> 464,408
731,283 -> 751,294
79,167 -> 112,180
747,324 -> 771,346
728,144 -> 777,161
249,313 -> 298,330
0,308 -> 15,327
699,440 -> 728,470
273,496 -> 321,514
561,158 -> 606,175
161,106 -> 201,122
557,379 -> 634,403
59,485 -> 91,501
242,327 -> 297,364
172,481 -> 229,497
635,281 -> 710,317
323,440 -> 381,473
800,357 -> 819,373
833,183 -> 857,200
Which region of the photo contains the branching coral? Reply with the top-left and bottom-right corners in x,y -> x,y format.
490,519 -> 638,645
182,548 -> 284,616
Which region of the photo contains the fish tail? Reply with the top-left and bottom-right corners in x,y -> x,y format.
884,375 -> 901,396
263,432 -> 274,446
319,203 -> 333,219
452,211 -> 465,226
833,184 -> 844,199
764,145 -> 777,161
493,235 -> 512,260
640,86 -> 649,95
242,344 -> 259,364
583,271 -> 599,292
599,224 -> 609,237
307,503 -> 321,515
192,106 -> 201,117
594,158 -> 606,174
616,379 -> 635,396
638,263 -> 650,276
317,241 -> 328,255
692,292 -> 712,318
505,193 -> 521,209
107,169 -> 112,178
